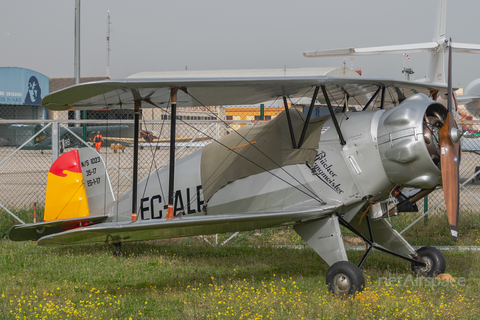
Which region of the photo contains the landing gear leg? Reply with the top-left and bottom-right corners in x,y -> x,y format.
113,242 -> 122,256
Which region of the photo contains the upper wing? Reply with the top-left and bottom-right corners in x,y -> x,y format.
457,94 -> 480,105
41,68 -> 448,111
139,142 -> 211,147
64,125 -> 128,135
86,125 -> 129,133
37,203 -> 341,246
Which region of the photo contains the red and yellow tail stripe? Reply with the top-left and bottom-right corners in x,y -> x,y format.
44,150 -> 90,221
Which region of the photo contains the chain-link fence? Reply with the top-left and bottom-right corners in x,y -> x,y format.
1,107 -> 480,245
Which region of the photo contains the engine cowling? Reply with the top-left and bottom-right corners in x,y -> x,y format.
377,94 -> 447,189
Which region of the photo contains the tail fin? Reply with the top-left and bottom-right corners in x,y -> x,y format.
44,148 -> 114,221
9,148 -> 113,242
426,0 -> 448,84
433,0 -> 446,40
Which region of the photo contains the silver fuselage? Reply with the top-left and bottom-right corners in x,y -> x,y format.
103,94 -> 443,227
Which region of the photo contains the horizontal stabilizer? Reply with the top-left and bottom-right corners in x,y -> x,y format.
451,43 -> 480,54
37,204 -> 341,246
303,42 -> 480,58
303,42 -> 438,57
456,94 -> 480,105
9,215 -> 108,242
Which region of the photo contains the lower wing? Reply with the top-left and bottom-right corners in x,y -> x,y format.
37,202 -> 342,246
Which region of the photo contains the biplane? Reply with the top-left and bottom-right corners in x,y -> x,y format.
8,44 -> 463,295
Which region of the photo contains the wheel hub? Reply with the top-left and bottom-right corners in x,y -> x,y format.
419,256 -> 433,274
333,273 -> 351,292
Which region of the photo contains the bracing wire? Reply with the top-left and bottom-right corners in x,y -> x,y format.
183,92 -> 324,204
139,101 -> 169,204
54,182 -> 86,220
103,109 -> 109,218
138,85 -> 373,213
154,105 -> 325,211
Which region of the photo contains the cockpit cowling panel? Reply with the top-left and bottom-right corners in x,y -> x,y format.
377,94 -> 447,189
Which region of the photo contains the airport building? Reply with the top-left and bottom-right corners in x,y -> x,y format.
0,67 -> 49,120
0,67 -> 50,146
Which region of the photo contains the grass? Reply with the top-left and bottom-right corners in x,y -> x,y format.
2,208 -> 480,318
1,239 -> 480,319
0,207 -> 45,239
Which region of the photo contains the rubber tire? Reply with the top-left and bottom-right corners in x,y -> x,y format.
411,246 -> 446,277
326,261 -> 365,296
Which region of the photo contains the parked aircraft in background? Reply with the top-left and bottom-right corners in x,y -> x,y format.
139,129 -> 160,142
9,124 -> 128,152
457,79 -> 480,117
303,0 -> 480,116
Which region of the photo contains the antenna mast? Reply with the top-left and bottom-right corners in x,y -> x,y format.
402,53 -> 414,81
106,10 -> 111,78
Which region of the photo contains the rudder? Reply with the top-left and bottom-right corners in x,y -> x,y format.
44,148 -> 114,221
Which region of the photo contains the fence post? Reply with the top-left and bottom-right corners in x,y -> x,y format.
423,195 -> 428,225
52,122 -> 59,162
82,110 -> 87,147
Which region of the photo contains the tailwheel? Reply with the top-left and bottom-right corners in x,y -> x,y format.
326,261 -> 365,296
411,246 -> 446,277
113,242 -> 122,256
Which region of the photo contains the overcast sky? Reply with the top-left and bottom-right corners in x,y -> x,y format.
2,0 -> 479,88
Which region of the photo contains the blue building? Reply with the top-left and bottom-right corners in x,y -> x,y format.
0,67 -> 49,119
0,67 -> 50,146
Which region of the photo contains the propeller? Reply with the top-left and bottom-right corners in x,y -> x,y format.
439,39 -> 462,240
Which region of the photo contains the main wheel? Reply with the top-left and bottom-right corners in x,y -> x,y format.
411,246 -> 446,277
326,261 -> 365,295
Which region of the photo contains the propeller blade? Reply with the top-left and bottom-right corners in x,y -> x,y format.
439,38 -> 461,241
439,113 -> 460,240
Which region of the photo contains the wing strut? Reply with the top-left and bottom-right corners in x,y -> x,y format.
380,86 -> 386,109
362,86 -> 382,111
282,96 -> 297,149
321,85 -> 346,145
166,87 -> 179,219
298,86 -> 320,148
132,98 -> 141,221
342,92 -> 349,113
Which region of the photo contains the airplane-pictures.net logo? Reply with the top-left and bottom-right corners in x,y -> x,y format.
377,275 -> 466,288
